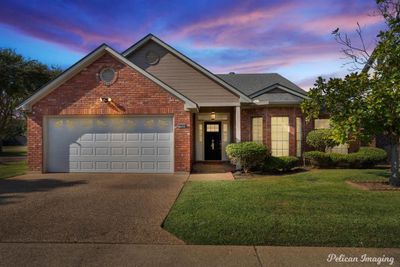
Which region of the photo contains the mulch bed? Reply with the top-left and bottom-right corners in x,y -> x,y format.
347,180 -> 400,191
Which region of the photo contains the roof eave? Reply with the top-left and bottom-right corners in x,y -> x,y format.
122,34 -> 252,103
250,83 -> 309,100
17,43 -> 199,112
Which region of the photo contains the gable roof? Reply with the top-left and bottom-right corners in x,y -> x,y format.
17,44 -> 198,111
122,34 -> 252,103
216,73 -> 307,98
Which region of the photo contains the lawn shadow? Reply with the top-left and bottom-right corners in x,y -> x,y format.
365,170 -> 390,178
0,178 -> 87,205
260,167 -> 310,176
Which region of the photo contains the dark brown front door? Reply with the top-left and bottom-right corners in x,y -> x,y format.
204,122 -> 222,160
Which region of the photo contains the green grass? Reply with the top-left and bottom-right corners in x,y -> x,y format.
0,146 -> 27,157
163,169 -> 400,247
0,161 -> 27,179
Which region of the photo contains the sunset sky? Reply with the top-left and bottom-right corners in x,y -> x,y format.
0,0 -> 385,89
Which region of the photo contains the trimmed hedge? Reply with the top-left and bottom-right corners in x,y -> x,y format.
304,151 -> 332,167
226,142 -> 270,173
263,156 -> 299,172
304,147 -> 387,168
347,147 -> 387,168
306,129 -> 338,152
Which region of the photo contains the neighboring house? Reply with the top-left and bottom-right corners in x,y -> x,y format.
18,34 -> 319,173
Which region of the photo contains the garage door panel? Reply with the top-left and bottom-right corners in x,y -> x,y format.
111,134 -> 125,142
80,161 -> 94,170
126,133 -> 140,141
141,161 -> 155,170
158,133 -> 171,141
142,133 -> 155,141
158,147 -> 171,156
80,134 -> 94,141
46,116 -> 173,173
126,161 -> 140,170
81,147 -> 94,156
95,133 -> 109,141
111,147 -> 124,156
126,147 -> 140,156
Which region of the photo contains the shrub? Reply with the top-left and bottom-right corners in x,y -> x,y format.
347,147 -> 387,168
304,151 -> 332,167
263,156 -> 299,172
305,147 -> 387,169
306,129 -> 339,152
226,142 -> 270,173
329,153 -> 348,167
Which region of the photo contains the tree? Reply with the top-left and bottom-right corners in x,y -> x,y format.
306,129 -> 339,152
301,0 -> 400,186
0,49 -> 61,151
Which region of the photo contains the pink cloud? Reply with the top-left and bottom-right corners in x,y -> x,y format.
169,2 -> 301,42
211,50 -> 341,73
302,12 -> 383,34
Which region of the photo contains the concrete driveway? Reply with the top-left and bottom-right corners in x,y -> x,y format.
0,172 -> 188,244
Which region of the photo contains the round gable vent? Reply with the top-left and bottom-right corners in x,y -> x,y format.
99,68 -> 116,85
145,51 -> 160,65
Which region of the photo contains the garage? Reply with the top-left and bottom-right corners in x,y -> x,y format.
45,116 -> 174,173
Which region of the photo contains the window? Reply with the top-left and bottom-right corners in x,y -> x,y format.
199,124 -> 203,142
296,117 -> 302,157
145,50 -> 160,65
252,117 -> 263,143
314,119 -> 330,129
271,117 -> 289,156
314,119 -> 348,154
99,68 -> 116,85
206,124 -> 219,132
330,144 -> 348,154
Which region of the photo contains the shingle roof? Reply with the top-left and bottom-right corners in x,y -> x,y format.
216,73 -> 307,97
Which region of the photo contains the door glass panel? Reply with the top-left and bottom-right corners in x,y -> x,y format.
206,124 -> 220,132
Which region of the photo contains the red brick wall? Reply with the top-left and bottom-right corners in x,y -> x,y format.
27,53 -> 192,172
240,106 -> 314,156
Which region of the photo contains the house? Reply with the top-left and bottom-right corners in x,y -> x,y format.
18,34 -> 319,173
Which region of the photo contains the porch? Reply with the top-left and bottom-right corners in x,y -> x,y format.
193,107 -> 241,162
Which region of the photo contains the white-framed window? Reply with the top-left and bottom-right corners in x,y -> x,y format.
206,124 -> 219,132
271,117 -> 289,156
314,119 -> 348,154
199,124 -> 203,143
296,117 -> 302,157
252,117 -> 263,143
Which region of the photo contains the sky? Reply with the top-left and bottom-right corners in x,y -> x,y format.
0,0 -> 386,90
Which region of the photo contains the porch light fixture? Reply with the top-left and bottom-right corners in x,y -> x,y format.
99,97 -> 112,103
210,112 -> 216,121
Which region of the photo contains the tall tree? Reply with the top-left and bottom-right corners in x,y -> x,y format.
301,0 -> 400,186
0,49 -> 61,151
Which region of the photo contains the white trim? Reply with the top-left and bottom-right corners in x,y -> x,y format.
17,44 -> 198,112
235,106 -> 241,142
197,102 -> 240,107
250,84 -> 308,100
123,34 -> 252,103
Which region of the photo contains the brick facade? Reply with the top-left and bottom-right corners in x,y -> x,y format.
27,53 -> 192,172
240,106 -> 314,156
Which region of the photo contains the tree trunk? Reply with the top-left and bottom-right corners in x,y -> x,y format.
389,137 -> 400,187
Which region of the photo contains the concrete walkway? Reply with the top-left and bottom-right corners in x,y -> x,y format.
0,173 -> 187,245
0,243 -> 398,267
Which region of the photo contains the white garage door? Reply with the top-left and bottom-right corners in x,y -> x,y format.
46,116 -> 173,173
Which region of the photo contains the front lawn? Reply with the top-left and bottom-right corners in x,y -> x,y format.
163,169 -> 400,247
0,161 -> 27,179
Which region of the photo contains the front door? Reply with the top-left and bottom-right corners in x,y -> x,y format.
204,122 -> 222,160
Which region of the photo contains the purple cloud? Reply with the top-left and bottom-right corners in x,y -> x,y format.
0,0 -> 386,89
